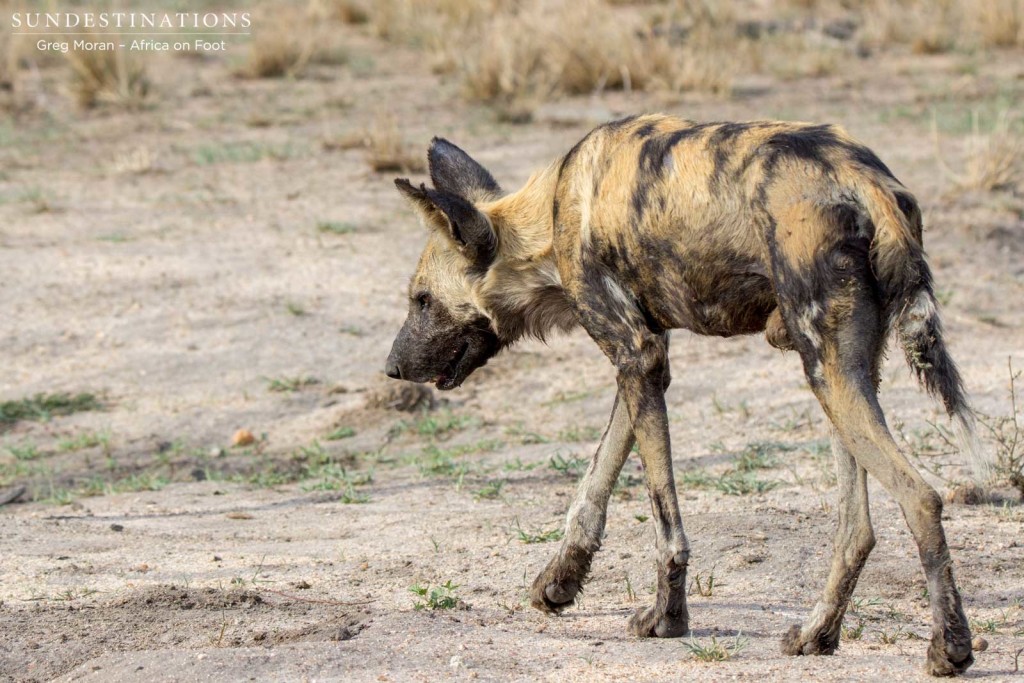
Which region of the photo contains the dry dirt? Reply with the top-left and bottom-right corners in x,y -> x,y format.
1,10 -> 1023,683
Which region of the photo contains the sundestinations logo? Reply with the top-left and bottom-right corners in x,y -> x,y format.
9,10 -> 252,54
10,11 -> 252,30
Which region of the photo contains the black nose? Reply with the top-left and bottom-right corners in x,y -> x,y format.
385,360 -> 402,380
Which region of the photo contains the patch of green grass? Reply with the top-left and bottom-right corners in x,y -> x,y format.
317,220 -> 356,235
541,390 -> 593,407
391,410 -> 475,440
712,472 -> 779,496
266,376 -> 320,392
504,423 -> 549,445
325,426 -> 356,441
57,430 -> 110,454
410,447 -> 471,486
512,519 -> 563,544
842,620 -> 865,640
412,442 -> 498,486
190,141 -> 301,166
849,596 -> 884,613
735,441 -> 794,471
877,90 -> 1024,136
410,580 -> 460,610
300,463 -> 372,499
689,570 -> 717,597
43,484 -> 75,505
877,625 -> 910,645
0,460 -> 33,486
682,633 -> 747,662
7,442 -> 41,461
110,473 -> 169,493
1,392 -> 101,427
415,450 -> 465,478
711,394 -> 751,419
549,452 -> 587,478
970,618 -> 1001,634
679,465 -> 778,496
502,457 -> 542,472
337,483 -> 371,503
413,411 -> 473,438
558,424 -> 602,443
292,440 -> 329,464
473,479 -> 505,500
245,468 -> 296,488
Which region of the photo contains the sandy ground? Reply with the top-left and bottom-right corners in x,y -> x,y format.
1,10 -> 1023,683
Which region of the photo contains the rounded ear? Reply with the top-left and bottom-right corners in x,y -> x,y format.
394,178 -> 496,268
428,138 -> 502,201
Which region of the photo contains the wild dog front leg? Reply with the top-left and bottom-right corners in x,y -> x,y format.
617,334 -> 689,638
530,392 -> 634,613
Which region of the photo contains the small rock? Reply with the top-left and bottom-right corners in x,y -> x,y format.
0,485 -> 26,507
110,523 -> 124,532
232,429 -> 256,447
971,636 -> 988,652
332,626 -> 355,641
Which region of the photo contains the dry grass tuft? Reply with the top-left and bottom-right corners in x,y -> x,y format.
241,6 -> 348,78
241,12 -> 313,78
0,30 -> 22,111
307,0 -> 371,24
759,32 -> 840,81
455,0 -> 736,112
935,112 -> 1024,193
365,117 -> 427,173
330,116 -> 427,173
974,0 -> 1024,48
978,359 -> 1024,500
858,0 -> 1024,51
857,0 -> 959,54
64,43 -> 151,109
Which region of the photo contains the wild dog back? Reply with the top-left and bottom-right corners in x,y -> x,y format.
550,114 -> 909,338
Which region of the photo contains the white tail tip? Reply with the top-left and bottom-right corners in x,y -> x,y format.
953,409 -> 994,485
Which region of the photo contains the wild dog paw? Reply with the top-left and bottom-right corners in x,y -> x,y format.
528,546 -> 593,614
925,636 -> 973,677
529,575 -> 580,614
780,624 -> 839,656
628,604 -> 689,638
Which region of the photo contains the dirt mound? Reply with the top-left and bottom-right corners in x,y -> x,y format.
0,586 -> 367,682
110,585 -> 265,611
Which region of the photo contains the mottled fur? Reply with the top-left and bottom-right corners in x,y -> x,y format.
385,115 -> 983,676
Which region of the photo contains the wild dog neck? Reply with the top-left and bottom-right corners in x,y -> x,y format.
476,162 -> 577,345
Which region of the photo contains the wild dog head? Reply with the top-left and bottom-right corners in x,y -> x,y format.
385,139 -> 504,390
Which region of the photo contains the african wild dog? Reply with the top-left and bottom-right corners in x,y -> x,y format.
384,114 -> 986,676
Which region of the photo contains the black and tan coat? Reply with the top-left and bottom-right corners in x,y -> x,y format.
385,114 -> 986,676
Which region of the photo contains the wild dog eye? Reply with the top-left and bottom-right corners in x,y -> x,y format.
415,292 -> 431,311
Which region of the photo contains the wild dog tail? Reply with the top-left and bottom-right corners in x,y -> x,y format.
852,173 -> 992,483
